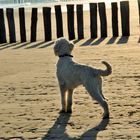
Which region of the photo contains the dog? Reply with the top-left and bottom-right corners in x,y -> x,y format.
54,37 -> 112,119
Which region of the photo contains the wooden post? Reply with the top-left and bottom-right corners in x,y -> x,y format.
76,4 -> 84,39
55,5 -> 63,38
111,2 -> 119,37
67,4 -> 75,40
0,9 -> 7,43
138,0 -> 140,24
120,1 -> 130,36
6,8 -> 16,43
43,7 -> 52,42
19,7 -> 26,42
98,2 -> 107,37
89,3 -> 97,38
30,8 -> 38,42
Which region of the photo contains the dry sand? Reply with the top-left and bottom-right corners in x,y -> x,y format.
0,0 -> 140,139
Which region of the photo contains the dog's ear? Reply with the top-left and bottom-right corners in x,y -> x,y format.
69,42 -> 74,51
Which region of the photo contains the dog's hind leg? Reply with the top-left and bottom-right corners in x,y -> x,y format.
85,82 -> 109,119
99,78 -> 107,100
59,84 -> 67,113
67,89 -> 73,113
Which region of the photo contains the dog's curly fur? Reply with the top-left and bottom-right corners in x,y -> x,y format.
54,37 -> 112,119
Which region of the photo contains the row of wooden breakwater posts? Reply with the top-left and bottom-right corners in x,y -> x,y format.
0,1 -> 139,44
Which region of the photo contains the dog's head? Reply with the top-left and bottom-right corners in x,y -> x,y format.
54,37 -> 74,56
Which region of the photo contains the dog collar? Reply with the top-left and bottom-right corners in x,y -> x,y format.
59,54 -> 73,58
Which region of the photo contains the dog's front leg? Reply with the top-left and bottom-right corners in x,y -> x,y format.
59,84 -> 67,113
67,89 -> 73,113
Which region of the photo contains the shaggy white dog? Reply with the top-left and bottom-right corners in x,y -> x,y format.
54,37 -> 112,119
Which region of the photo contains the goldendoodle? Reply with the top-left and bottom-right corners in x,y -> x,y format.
54,37 -> 112,119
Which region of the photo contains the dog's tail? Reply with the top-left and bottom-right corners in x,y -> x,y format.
98,61 -> 112,76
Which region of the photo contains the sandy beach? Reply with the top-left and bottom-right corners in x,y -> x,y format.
0,0 -> 140,139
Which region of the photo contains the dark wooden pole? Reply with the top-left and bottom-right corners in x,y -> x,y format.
55,5 -> 63,38
89,3 -> 97,38
138,0 -> 140,24
67,4 -> 75,40
111,2 -> 119,37
120,1 -> 130,36
30,8 -> 38,42
76,4 -> 84,39
0,9 -> 7,43
19,7 -> 26,42
43,7 -> 52,42
98,2 -> 107,38
6,8 -> 16,43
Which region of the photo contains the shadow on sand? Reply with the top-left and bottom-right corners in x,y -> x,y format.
0,36 -> 133,50
0,137 -> 24,140
0,41 -> 54,51
42,113 -> 109,140
0,42 -> 21,50
117,36 -> 129,44
80,36 -> 130,46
